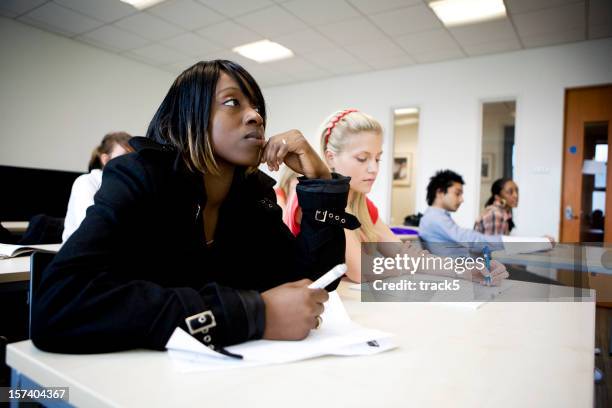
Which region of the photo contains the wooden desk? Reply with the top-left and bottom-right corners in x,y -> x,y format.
7,280 -> 595,407
1,221 -> 29,234
0,244 -> 61,283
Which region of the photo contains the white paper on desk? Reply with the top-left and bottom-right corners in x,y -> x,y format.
166,292 -> 395,371
501,236 -> 552,255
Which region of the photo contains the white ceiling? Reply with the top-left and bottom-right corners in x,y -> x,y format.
1,0 -> 610,87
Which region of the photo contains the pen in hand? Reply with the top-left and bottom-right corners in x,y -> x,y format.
482,246 -> 492,286
308,264 -> 347,290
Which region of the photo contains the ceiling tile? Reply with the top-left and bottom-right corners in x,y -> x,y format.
521,28 -> 585,47
348,0 -> 422,15
0,0 -> 47,18
344,39 -> 407,60
147,0 -> 225,31
449,18 -> 518,46
370,4 -> 442,36
161,32 -> 222,56
512,2 -> 585,38
505,0 -> 579,15
271,29 -> 336,54
125,43 -> 188,65
367,53 -> 416,70
302,46 -> 371,74
160,59 -> 195,74
54,0 -> 136,23
196,20 -> 263,48
199,50 -> 260,70
197,0 -> 274,18
234,5 -> 307,37
77,24 -> 149,52
113,11 -> 186,41
282,0 -> 360,26
316,17 -> 387,46
462,38 -> 522,56
396,29 -> 458,55
18,2 -> 104,36
413,47 -> 465,64
264,56 -> 332,81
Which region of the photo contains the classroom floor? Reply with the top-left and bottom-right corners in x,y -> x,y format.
595,306 -> 612,408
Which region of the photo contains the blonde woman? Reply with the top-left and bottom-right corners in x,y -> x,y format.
286,109 -> 508,284
283,109 -> 406,280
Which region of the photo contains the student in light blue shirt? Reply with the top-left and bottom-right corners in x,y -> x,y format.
420,170 -> 503,253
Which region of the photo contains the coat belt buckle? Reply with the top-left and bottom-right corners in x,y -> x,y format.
315,210 -> 328,222
185,310 -> 216,335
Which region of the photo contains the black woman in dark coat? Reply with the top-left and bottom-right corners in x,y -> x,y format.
31,60 -> 359,354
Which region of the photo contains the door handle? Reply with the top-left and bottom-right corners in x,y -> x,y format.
564,205 -> 579,220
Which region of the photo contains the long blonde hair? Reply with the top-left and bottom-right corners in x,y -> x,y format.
319,109 -> 383,242
277,166 -> 299,198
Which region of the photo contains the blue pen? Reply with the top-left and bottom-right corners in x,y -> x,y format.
482,246 -> 492,286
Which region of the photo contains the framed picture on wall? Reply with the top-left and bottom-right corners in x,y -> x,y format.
482,153 -> 494,181
393,152 -> 411,186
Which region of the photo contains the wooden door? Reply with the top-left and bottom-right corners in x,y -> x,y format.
560,85 -> 612,243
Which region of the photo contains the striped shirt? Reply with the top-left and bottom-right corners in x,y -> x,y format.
474,202 -> 513,236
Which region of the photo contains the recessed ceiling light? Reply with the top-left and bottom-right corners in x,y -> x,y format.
119,0 -> 167,11
233,40 -> 294,63
394,108 -> 419,115
428,0 -> 506,27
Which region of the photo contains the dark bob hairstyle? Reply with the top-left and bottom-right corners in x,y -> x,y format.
146,60 -> 267,174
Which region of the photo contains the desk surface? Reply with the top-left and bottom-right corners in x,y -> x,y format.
493,244 -> 612,274
7,280 -> 595,408
0,244 -> 61,283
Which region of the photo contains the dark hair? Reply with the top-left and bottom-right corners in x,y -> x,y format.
426,170 -> 464,206
485,178 -> 513,207
146,60 -> 266,174
88,131 -> 132,171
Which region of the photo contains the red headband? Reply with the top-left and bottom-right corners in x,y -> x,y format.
323,108 -> 358,149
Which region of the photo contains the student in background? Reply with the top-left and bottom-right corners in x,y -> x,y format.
474,178 -> 517,235
420,170 -> 553,253
62,132 -> 132,242
285,110 -> 507,284
32,60 -> 353,354
274,166 -> 299,221
475,178 -> 555,241
420,170 -> 504,246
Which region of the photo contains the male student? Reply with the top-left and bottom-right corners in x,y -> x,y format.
420,170 -> 503,245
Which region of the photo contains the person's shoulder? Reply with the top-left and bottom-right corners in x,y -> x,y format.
72,169 -> 101,191
107,137 -> 176,177
365,197 -> 379,223
482,204 -> 505,218
245,169 -> 276,194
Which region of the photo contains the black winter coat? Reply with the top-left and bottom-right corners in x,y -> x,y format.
31,137 -> 358,353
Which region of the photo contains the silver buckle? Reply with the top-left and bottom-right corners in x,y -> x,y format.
314,210 -> 327,222
185,310 -> 216,335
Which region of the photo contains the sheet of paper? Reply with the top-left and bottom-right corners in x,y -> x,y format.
166,292 -> 395,372
501,236 -> 553,255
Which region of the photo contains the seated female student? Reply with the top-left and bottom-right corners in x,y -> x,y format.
31,60 -> 358,354
475,178 -> 554,242
286,109 -> 508,284
62,131 -> 132,242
